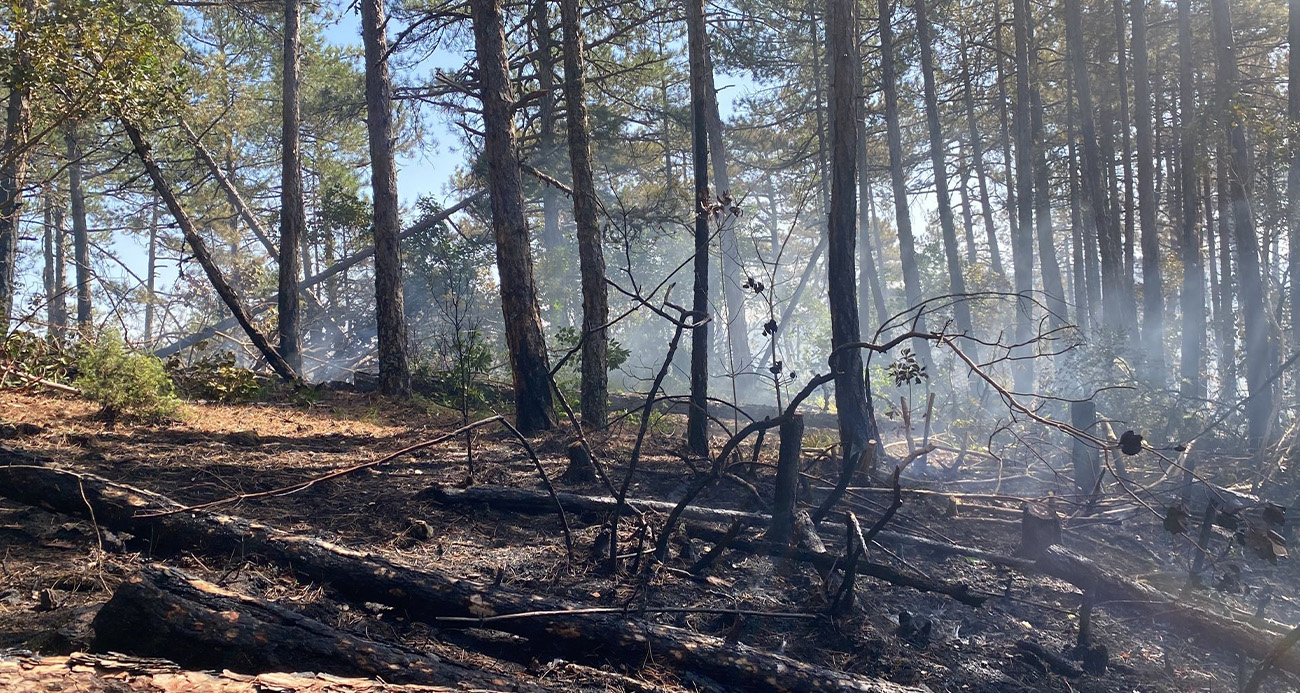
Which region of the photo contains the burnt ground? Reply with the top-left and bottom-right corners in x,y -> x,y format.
0,388 -> 1296,692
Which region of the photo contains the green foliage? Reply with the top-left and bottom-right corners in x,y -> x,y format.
551,326 -> 630,403
75,335 -> 180,422
0,331 -> 75,387
166,349 -> 269,403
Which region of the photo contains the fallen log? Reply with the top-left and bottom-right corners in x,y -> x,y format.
0,462 -> 924,693
426,483 -> 1300,678
92,564 -> 539,690
423,483 -> 1036,572
0,651 -> 504,693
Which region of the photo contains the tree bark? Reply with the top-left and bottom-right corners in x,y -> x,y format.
826,0 -> 877,492
1289,0 -> 1300,402
916,0 -> 974,342
122,119 -> 299,383
560,0 -> 609,428
877,0 -> 931,366
0,0 -> 32,326
67,128 -> 92,331
470,0 -> 555,432
178,120 -> 278,258
1132,0 -> 1164,371
1067,73 -> 1091,334
857,146 -> 889,328
1215,158 -> 1237,401
994,0 -> 1015,282
959,35 -> 1001,280
145,195 -> 159,344
1177,0 -> 1205,404
1212,0 -> 1272,444
1012,0 -> 1036,392
685,0 -> 712,454
1029,20 -> 1068,328
42,191 -> 57,338
279,0 -> 305,373
362,0 -> 411,396
94,565 -> 537,690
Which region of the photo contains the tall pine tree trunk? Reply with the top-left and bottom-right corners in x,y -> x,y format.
1012,0 -> 1036,392
279,0 -> 305,373
1029,20 -> 1067,327
145,196 -> 159,344
960,35 -> 1002,279
1132,0 -> 1164,373
1211,0 -> 1272,444
0,0 -> 32,327
560,0 -> 609,428
857,129 -> 888,328
916,0 -> 973,341
67,129 -> 92,331
1216,159 -> 1237,400
1288,0 -> 1300,393
1177,0 -> 1204,404
877,0 -> 931,365
362,0 -> 411,395
825,0 -> 878,491
470,0 -> 555,432
42,191 -> 56,338
685,0 -> 712,453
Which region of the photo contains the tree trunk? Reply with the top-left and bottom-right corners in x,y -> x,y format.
279,0 -> 305,373
1012,0 -> 1036,392
52,195 -> 66,335
178,120 -> 277,258
470,0 -> 555,432
1132,0 -> 1163,371
42,192 -> 56,338
994,0 -> 1015,282
1112,0 -> 1136,291
0,0 -> 32,327
532,1 -> 563,254
1067,73 -> 1091,334
145,196 -> 159,344
94,565 -> 534,690
959,35 -> 1001,279
1065,0 -> 1130,334
122,119 -> 299,383
1177,0 -> 1205,405
1289,0 -> 1300,401
957,148 -> 978,266
1216,159 -> 1236,401
700,30 -> 753,392
916,0 -> 974,342
685,0 -> 712,454
67,129 -> 92,331
560,0 -> 609,429
1212,0 -> 1272,444
877,0 -> 931,366
1029,22 -> 1068,328
362,0 -> 411,396
826,0 -> 878,489
858,145 -> 889,328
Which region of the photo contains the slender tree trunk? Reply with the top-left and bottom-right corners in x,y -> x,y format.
684,0 -> 712,453
1012,0 -> 1036,392
1068,79 -> 1090,335
145,195 -> 159,344
960,35 -> 1002,279
916,0 -> 973,342
1112,0 -> 1136,289
1029,21 -> 1067,327
699,17 -> 753,393
67,129 -> 92,331
0,0 -> 32,327
1177,0 -> 1204,404
1132,0 -> 1164,373
279,0 -> 305,373
877,0 -> 931,365
42,191 -> 56,337
1289,0 -> 1300,396
52,196 -> 66,335
1065,0 -> 1130,334
864,179 -> 890,325
958,150 -> 978,266
825,0 -> 878,480
857,130 -> 888,329
122,120 -> 298,383
1216,159 -> 1237,400
1211,0 -> 1272,444
362,0 -> 411,396
560,0 -> 609,428
470,0 -> 555,432
995,0 -> 1016,281
533,1 -> 563,254
178,120 -> 277,258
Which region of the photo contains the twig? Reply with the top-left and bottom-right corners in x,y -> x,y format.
495,418 -> 574,562
434,605 -> 819,624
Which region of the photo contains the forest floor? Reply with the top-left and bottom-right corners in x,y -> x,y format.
0,388 -> 1296,692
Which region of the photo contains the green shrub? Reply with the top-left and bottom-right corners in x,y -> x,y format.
167,349 -> 269,403
75,336 -> 181,422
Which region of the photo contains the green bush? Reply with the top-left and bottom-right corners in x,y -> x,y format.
75,336 -> 181,422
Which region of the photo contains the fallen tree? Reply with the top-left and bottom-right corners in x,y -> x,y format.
93,564 -> 541,690
424,483 -> 1300,678
421,484 -> 985,607
0,461 -> 923,693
